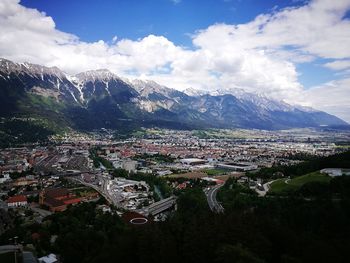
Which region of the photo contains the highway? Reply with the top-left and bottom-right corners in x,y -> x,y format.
206,184 -> 224,213
67,176 -> 116,206
67,174 -> 178,214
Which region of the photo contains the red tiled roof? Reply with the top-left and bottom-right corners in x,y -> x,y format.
7,195 -> 27,203
44,196 -> 65,207
62,197 -> 82,205
45,188 -> 69,199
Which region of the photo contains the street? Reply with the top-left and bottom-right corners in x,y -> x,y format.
205,184 -> 224,213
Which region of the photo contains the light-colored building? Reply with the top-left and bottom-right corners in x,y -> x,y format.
38,253 -> 58,263
0,173 -> 10,184
180,158 -> 207,165
320,168 -> 350,177
122,160 -> 138,172
216,162 -> 258,171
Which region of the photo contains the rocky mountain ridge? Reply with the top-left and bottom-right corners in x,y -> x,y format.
0,58 -> 347,133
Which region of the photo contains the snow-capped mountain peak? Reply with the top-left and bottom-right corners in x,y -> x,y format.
0,58 -> 66,80
131,79 -> 175,98
1,57 -> 345,130
183,87 -> 206,96
75,69 -> 118,82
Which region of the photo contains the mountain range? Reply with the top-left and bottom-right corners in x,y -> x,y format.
0,58 -> 348,138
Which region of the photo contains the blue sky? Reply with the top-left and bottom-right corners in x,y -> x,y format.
1,0 -> 350,121
19,0 -> 340,89
21,0 -> 302,45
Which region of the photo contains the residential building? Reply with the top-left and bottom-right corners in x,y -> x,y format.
7,195 -> 28,207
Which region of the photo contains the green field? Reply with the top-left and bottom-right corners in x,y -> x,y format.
269,171 -> 332,194
192,129 -> 267,140
203,168 -> 227,176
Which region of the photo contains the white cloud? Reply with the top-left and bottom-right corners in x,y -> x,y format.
0,0 -> 350,122
112,36 -> 118,43
324,60 -> 350,71
302,78 -> 350,123
170,0 -> 182,5
192,0 -> 350,59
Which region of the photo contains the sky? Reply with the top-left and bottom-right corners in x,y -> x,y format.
0,0 -> 350,122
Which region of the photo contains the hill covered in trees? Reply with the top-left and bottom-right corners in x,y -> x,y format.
1,183 -> 350,263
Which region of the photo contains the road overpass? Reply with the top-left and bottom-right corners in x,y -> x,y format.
67,176 -> 115,206
67,174 -> 177,215
141,196 -> 177,216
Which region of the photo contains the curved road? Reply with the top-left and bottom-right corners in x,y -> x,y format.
206,184 -> 224,213
68,176 -> 116,206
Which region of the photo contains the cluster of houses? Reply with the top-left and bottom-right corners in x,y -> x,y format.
5,187 -> 98,212
39,188 -> 99,212
107,177 -> 153,210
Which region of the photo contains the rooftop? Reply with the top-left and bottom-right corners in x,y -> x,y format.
7,195 -> 27,203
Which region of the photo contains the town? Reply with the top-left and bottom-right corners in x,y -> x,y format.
0,127 -> 350,262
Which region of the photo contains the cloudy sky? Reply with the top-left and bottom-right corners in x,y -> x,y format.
0,0 -> 350,122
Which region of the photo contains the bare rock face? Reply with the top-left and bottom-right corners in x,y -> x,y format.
0,57 -> 348,131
